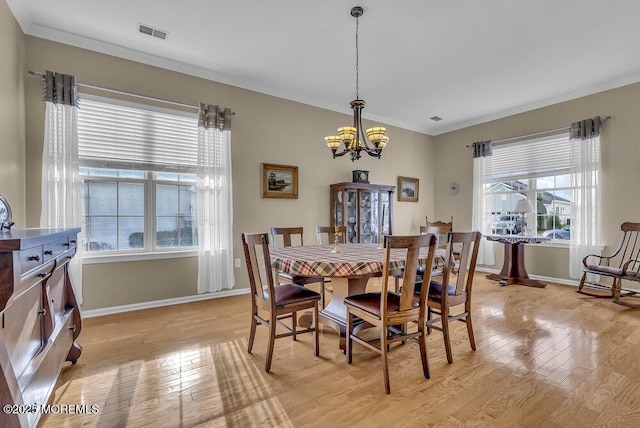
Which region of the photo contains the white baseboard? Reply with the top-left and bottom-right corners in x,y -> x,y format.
475,267 -> 580,287
82,288 -> 250,318
82,269 -> 580,319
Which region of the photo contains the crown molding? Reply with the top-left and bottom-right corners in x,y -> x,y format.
19,18 -> 640,138
430,71 -> 640,136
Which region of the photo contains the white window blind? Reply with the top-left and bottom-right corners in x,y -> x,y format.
78,96 -> 198,172
485,134 -> 573,181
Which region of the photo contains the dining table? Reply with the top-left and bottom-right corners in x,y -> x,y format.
270,243 -> 440,351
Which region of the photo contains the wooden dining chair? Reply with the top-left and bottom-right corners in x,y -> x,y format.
426,216 -> 454,230
423,216 -> 460,273
345,233 -> 438,394
242,232 -> 321,372
315,225 -> 347,245
415,231 -> 481,364
420,225 -> 451,272
270,227 -> 329,308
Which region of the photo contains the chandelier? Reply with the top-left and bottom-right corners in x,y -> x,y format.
325,6 -> 389,162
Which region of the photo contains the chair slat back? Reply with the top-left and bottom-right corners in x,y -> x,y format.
426,216 -> 454,230
270,227 -> 304,248
441,231 -> 482,297
242,232 -> 276,304
616,222 -> 640,267
420,225 -> 451,249
382,234 -> 437,313
316,226 -> 347,245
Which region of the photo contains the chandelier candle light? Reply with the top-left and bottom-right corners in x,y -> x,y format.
325,6 -> 389,162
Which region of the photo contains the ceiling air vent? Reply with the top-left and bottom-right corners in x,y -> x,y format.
138,23 -> 168,40
430,116 -> 443,122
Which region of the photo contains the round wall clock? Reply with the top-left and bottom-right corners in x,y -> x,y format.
447,182 -> 460,195
0,194 -> 14,230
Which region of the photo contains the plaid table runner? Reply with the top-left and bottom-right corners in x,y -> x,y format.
271,243 -> 435,278
485,235 -> 551,245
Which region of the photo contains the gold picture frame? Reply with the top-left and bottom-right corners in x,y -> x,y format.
262,163 -> 299,199
398,176 -> 419,202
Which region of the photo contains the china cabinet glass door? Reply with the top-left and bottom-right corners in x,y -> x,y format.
330,182 -> 395,244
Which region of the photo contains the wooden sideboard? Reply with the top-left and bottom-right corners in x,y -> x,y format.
0,228 -> 82,428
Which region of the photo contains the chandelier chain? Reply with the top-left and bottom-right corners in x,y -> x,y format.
355,15 -> 359,100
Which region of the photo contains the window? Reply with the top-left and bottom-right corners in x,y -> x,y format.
477,133 -> 597,242
78,96 -> 199,255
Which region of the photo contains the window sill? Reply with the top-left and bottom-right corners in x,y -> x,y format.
533,242 -> 570,249
83,250 -> 198,264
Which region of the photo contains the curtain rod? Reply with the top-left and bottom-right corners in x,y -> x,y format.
27,70 -> 235,115
465,116 -> 610,148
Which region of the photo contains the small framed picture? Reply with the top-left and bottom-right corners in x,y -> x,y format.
398,176 -> 419,202
261,163 -> 298,199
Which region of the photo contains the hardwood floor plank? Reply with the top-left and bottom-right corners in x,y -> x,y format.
38,274 -> 640,427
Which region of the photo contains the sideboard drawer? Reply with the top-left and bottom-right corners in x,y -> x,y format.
43,237 -> 68,262
18,246 -> 44,276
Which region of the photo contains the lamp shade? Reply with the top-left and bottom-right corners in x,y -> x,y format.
337,127 -> 356,141
513,199 -> 534,214
325,136 -> 341,149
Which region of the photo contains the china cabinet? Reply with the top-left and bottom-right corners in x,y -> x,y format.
330,182 -> 395,244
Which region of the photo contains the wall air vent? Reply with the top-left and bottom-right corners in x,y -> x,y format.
138,23 -> 168,40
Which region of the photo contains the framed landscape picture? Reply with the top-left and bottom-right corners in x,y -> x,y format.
398,176 -> 419,202
261,163 -> 298,199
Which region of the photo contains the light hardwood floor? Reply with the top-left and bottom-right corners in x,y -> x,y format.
41,274 -> 640,427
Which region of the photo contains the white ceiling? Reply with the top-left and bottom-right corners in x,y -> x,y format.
8,0 -> 640,135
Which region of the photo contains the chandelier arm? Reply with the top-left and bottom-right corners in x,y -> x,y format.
353,99 -> 375,152
332,141 -> 353,157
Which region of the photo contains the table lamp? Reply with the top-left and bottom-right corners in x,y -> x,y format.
513,199 -> 534,235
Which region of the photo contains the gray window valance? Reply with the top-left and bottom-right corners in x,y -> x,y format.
472,140 -> 493,158
199,103 -> 232,130
570,116 -> 601,140
43,71 -> 79,107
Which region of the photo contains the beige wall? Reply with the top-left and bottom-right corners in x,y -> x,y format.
23,37 -> 435,310
0,0 -> 26,225
17,7 -> 640,308
433,83 -> 640,280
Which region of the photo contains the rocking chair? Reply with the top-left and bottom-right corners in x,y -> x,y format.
577,222 -> 640,307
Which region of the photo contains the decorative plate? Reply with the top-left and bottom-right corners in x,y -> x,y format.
0,194 -> 14,230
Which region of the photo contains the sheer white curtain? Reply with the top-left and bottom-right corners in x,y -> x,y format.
471,141 -> 495,265
569,117 -> 602,278
197,103 -> 235,293
40,71 -> 83,303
